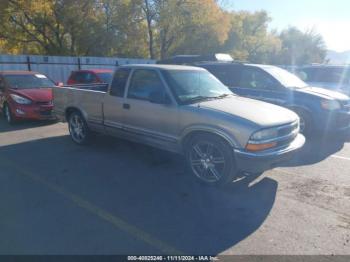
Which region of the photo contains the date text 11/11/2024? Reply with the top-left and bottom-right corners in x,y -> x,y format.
127,255 -> 219,261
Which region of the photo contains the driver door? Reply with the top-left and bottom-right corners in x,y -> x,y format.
122,69 -> 179,150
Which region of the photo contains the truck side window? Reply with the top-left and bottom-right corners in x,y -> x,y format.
240,68 -> 277,90
128,69 -> 165,101
110,68 -> 131,97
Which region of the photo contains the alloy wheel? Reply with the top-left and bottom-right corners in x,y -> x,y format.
69,114 -> 86,143
4,105 -> 12,123
189,141 -> 226,183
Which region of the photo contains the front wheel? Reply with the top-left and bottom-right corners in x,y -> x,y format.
185,134 -> 238,186
294,109 -> 313,137
3,104 -> 15,124
68,111 -> 92,145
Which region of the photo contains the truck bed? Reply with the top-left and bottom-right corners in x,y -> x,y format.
53,85 -> 106,125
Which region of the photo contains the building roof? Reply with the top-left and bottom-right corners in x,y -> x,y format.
121,64 -> 205,71
0,70 -> 42,75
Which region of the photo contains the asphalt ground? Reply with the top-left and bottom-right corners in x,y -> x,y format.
0,119 -> 349,255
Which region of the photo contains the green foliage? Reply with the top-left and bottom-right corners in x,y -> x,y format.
273,27 -> 327,65
221,11 -> 282,63
0,0 -> 327,65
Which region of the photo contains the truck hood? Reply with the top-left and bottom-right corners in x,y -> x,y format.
296,86 -> 349,101
10,88 -> 53,102
198,96 -> 298,127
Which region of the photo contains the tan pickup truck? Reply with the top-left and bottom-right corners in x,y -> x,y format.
53,64 -> 305,185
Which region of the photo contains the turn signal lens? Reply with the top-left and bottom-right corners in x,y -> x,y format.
246,142 -> 277,152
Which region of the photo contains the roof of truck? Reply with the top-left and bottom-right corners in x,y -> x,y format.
120,64 -> 205,71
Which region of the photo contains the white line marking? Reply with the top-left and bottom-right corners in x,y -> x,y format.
331,155 -> 350,161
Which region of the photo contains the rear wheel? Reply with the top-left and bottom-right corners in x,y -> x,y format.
3,103 -> 15,124
68,111 -> 92,145
185,134 -> 238,186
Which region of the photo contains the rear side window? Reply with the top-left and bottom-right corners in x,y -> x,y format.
73,72 -> 97,84
110,68 -> 131,97
204,65 -> 241,87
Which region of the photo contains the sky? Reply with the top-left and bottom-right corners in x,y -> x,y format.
225,0 -> 350,52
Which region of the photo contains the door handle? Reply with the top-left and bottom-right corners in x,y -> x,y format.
123,103 -> 130,109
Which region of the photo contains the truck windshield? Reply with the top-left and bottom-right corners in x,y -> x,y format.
263,66 -> 308,88
162,70 -> 233,104
4,74 -> 55,89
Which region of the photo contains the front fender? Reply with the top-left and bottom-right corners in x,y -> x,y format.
180,124 -> 242,149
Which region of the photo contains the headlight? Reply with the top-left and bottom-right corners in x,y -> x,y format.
250,127 -> 278,141
321,100 -> 340,110
10,94 -> 32,105
246,127 -> 279,151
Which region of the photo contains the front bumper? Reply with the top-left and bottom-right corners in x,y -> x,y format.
11,103 -> 56,121
234,134 -> 305,173
316,110 -> 350,135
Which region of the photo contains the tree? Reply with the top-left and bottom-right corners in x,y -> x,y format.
141,0 -> 157,59
221,10 -> 281,63
155,0 -> 230,58
97,0 -> 148,58
0,0 -> 149,57
274,27 -> 327,65
0,0 -> 327,64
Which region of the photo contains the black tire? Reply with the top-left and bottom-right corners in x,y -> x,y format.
3,103 -> 15,124
185,134 -> 238,186
294,109 -> 313,137
67,111 -> 92,145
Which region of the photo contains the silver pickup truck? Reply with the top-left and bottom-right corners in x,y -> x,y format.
54,64 -> 305,185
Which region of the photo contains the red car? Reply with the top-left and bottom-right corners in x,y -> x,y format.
67,69 -> 113,85
0,71 -> 56,124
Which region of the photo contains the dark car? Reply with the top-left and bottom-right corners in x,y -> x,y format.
158,55 -> 350,137
67,69 -> 113,85
296,65 -> 350,96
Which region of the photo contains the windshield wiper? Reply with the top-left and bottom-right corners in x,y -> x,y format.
184,94 -> 232,104
184,96 -> 213,104
213,94 -> 232,99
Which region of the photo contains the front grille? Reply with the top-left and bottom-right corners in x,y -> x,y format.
336,115 -> 350,128
274,121 -> 299,148
40,110 -> 52,116
36,101 -> 53,106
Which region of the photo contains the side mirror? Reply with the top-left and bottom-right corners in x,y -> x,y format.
149,91 -> 171,104
56,82 -> 64,87
297,71 -> 307,81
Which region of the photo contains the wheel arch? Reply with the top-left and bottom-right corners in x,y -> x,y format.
180,127 -> 240,153
65,107 -> 87,122
287,104 -> 313,117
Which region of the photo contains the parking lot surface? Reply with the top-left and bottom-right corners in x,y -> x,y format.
0,119 -> 349,255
